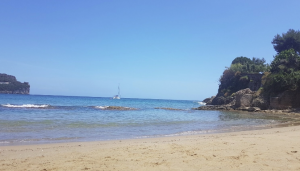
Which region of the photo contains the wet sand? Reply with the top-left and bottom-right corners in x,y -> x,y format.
1,125 -> 300,171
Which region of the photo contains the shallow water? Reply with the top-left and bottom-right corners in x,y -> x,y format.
0,94 -> 290,145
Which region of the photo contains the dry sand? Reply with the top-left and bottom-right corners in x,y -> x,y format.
1,126 -> 300,171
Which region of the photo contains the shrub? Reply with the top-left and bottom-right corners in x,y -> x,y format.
264,71 -> 300,95
264,49 -> 300,95
270,49 -> 300,73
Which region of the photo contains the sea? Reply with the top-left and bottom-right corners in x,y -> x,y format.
0,94 -> 288,145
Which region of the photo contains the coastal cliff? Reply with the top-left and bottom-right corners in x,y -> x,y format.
0,74 -> 30,94
197,29 -> 300,112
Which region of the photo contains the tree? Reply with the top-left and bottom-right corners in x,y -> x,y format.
271,29 -> 300,54
264,49 -> 300,94
270,49 -> 300,73
230,56 -> 268,73
231,56 -> 252,65
252,57 -> 266,66
217,56 -> 268,98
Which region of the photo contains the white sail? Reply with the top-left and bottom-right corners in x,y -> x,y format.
113,85 -> 121,99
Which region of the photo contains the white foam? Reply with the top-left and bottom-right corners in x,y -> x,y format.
95,106 -> 109,109
165,130 -> 216,137
0,141 -> 10,144
198,102 -> 206,105
1,104 -> 50,108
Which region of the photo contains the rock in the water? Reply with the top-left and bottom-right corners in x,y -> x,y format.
202,96 -> 215,105
247,107 -> 261,112
237,106 -> 248,111
211,95 -> 235,105
155,107 -> 183,111
212,96 -> 226,105
193,105 -> 234,111
97,106 -> 137,110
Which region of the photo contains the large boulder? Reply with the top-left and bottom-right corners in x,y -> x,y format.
211,95 -> 235,105
252,96 -> 269,110
202,96 -> 215,105
235,88 -> 253,108
211,96 -> 226,105
247,107 -> 261,112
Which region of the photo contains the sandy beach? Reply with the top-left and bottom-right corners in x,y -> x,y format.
0,125 -> 299,171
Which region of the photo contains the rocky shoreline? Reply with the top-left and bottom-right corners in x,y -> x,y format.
0,89 -> 30,94
195,88 -> 300,115
193,104 -> 300,115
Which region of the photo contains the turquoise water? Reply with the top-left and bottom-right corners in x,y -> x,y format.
0,94 -> 279,145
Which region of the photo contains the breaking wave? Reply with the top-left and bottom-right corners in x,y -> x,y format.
198,102 -> 206,105
1,104 -> 51,108
95,106 -> 109,109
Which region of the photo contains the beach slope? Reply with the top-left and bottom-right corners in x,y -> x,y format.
1,126 -> 300,171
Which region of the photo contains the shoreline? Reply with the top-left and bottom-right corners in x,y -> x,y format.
1,125 -> 300,170
195,104 -> 300,114
1,118 -> 297,147
1,110 -> 300,147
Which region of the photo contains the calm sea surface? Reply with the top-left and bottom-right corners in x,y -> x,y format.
0,94 -> 285,145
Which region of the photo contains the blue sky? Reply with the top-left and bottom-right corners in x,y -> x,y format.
1,0 -> 300,100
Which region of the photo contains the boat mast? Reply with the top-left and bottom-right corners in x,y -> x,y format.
118,84 -> 120,98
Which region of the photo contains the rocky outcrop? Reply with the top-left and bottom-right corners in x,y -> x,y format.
194,104 -> 264,112
211,95 -> 235,105
193,105 -> 234,111
270,90 -> 300,109
199,87 -> 300,112
235,88 -> 253,108
202,96 -> 215,105
252,96 -> 269,110
196,88 -> 265,112
0,73 -> 30,94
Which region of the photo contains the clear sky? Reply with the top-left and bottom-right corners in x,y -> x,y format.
1,0 -> 300,100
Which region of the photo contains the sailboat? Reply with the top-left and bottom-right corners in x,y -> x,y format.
113,85 -> 121,99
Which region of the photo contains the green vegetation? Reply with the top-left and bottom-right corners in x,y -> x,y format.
263,49 -> 300,95
216,29 -> 300,100
231,56 -> 252,65
210,29 -> 300,106
272,29 -> 300,54
0,82 -> 29,92
263,29 -> 300,96
230,57 -> 269,74
218,56 -> 268,97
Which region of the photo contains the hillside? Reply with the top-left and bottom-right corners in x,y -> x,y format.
0,73 -> 30,94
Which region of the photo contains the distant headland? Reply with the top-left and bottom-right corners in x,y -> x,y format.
0,73 -> 30,94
